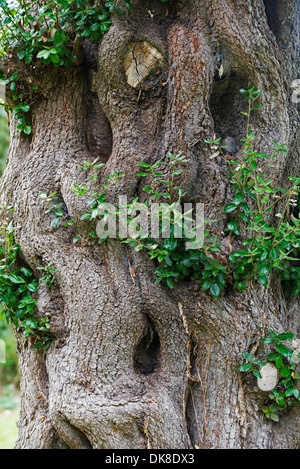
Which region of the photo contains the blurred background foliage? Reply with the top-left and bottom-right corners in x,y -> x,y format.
0,104 -> 19,448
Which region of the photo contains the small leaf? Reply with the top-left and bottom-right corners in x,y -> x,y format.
201,279 -> 211,291
266,353 -> 279,361
276,344 -> 291,357
242,352 -> 255,362
227,221 -> 238,232
233,192 -> 244,204
277,332 -> 295,341
269,414 -> 279,422
275,356 -> 283,368
27,283 -> 38,293
252,369 -> 262,379
258,275 -> 268,287
224,203 -> 238,213
279,366 -> 291,378
238,363 -> 252,372
210,283 -> 221,297
51,217 -> 61,228
235,281 -> 247,291
166,277 -> 174,289
9,273 -> 26,284
20,267 -> 32,277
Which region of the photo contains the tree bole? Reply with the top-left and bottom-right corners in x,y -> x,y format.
0,0 -> 299,449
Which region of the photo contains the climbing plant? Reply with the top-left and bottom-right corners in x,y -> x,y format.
205,87 -> 300,296
0,0 -> 134,133
40,87 -> 300,298
0,0 -> 169,133
0,206 -> 55,350
238,330 -> 300,422
0,0 -> 299,350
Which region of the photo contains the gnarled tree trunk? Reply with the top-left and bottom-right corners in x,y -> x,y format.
1,0 -> 300,449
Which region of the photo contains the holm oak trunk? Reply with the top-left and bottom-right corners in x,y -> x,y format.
1,0 -> 300,449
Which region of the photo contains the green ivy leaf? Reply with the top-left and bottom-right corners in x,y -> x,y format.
252,369 -> 262,379
242,352 -> 255,362
224,203 -> 238,213
9,273 -> 26,284
235,281 -> 247,291
20,267 -> 32,277
277,332 -> 295,341
258,275 -> 268,287
238,363 -> 252,372
166,277 -> 174,289
276,344 -> 291,357
210,283 -> 221,297
23,125 -> 32,135
201,279 -> 211,291
279,366 -> 291,378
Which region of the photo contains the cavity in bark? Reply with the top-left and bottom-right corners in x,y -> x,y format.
263,0 -> 281,38
133,316 -> 161,375
55,417 -> 93,449
84,81 -> 113,162
210,69 -> 249,147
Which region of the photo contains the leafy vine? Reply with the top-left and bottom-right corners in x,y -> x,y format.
0,0 -> 170,133
0,206 -> 55,350
40,87 -> 300,299
238,330 -> 300,421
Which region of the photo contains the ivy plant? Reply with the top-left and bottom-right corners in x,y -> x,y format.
0,0 -> 172,134
205,87 -> 300,295
37,261 -> 59,289
38,85 -> 300,298
0,0 -> 131,66
0,0 -> 133,134
120,153 -> 228,293
53,152 -> 227,294
0,206 -> 55,350
238,330 -> 300,421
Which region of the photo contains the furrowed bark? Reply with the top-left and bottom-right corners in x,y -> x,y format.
0,0 -> 299,449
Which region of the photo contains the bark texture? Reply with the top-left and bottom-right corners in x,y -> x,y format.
1,0 -> 300,449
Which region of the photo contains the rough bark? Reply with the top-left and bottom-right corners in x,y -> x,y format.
0,0 -> 299,449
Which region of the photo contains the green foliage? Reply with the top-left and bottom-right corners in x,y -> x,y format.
72,157 -> 125,243
37,261 -> 59,289
0,0 -> 133,133
0,0 -> 171,134
121,153 -> 228,295
237,353 -> 265,378
39,190 -> 72,229
281,265 -> 300,297
0,71 -> 32,135
238,330 -> 300,421
0,0 -> 131,66
205,87 -> 300,296
0,206 -> 55,350
0,322 -> 18,387
52,153 -> 228,295
40,88 -> 300,298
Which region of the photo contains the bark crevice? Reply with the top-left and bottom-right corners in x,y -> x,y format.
133,315 -> 161,375
209,69 -> 249,146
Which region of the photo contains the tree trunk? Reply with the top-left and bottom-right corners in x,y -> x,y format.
1,0 -> 300,449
